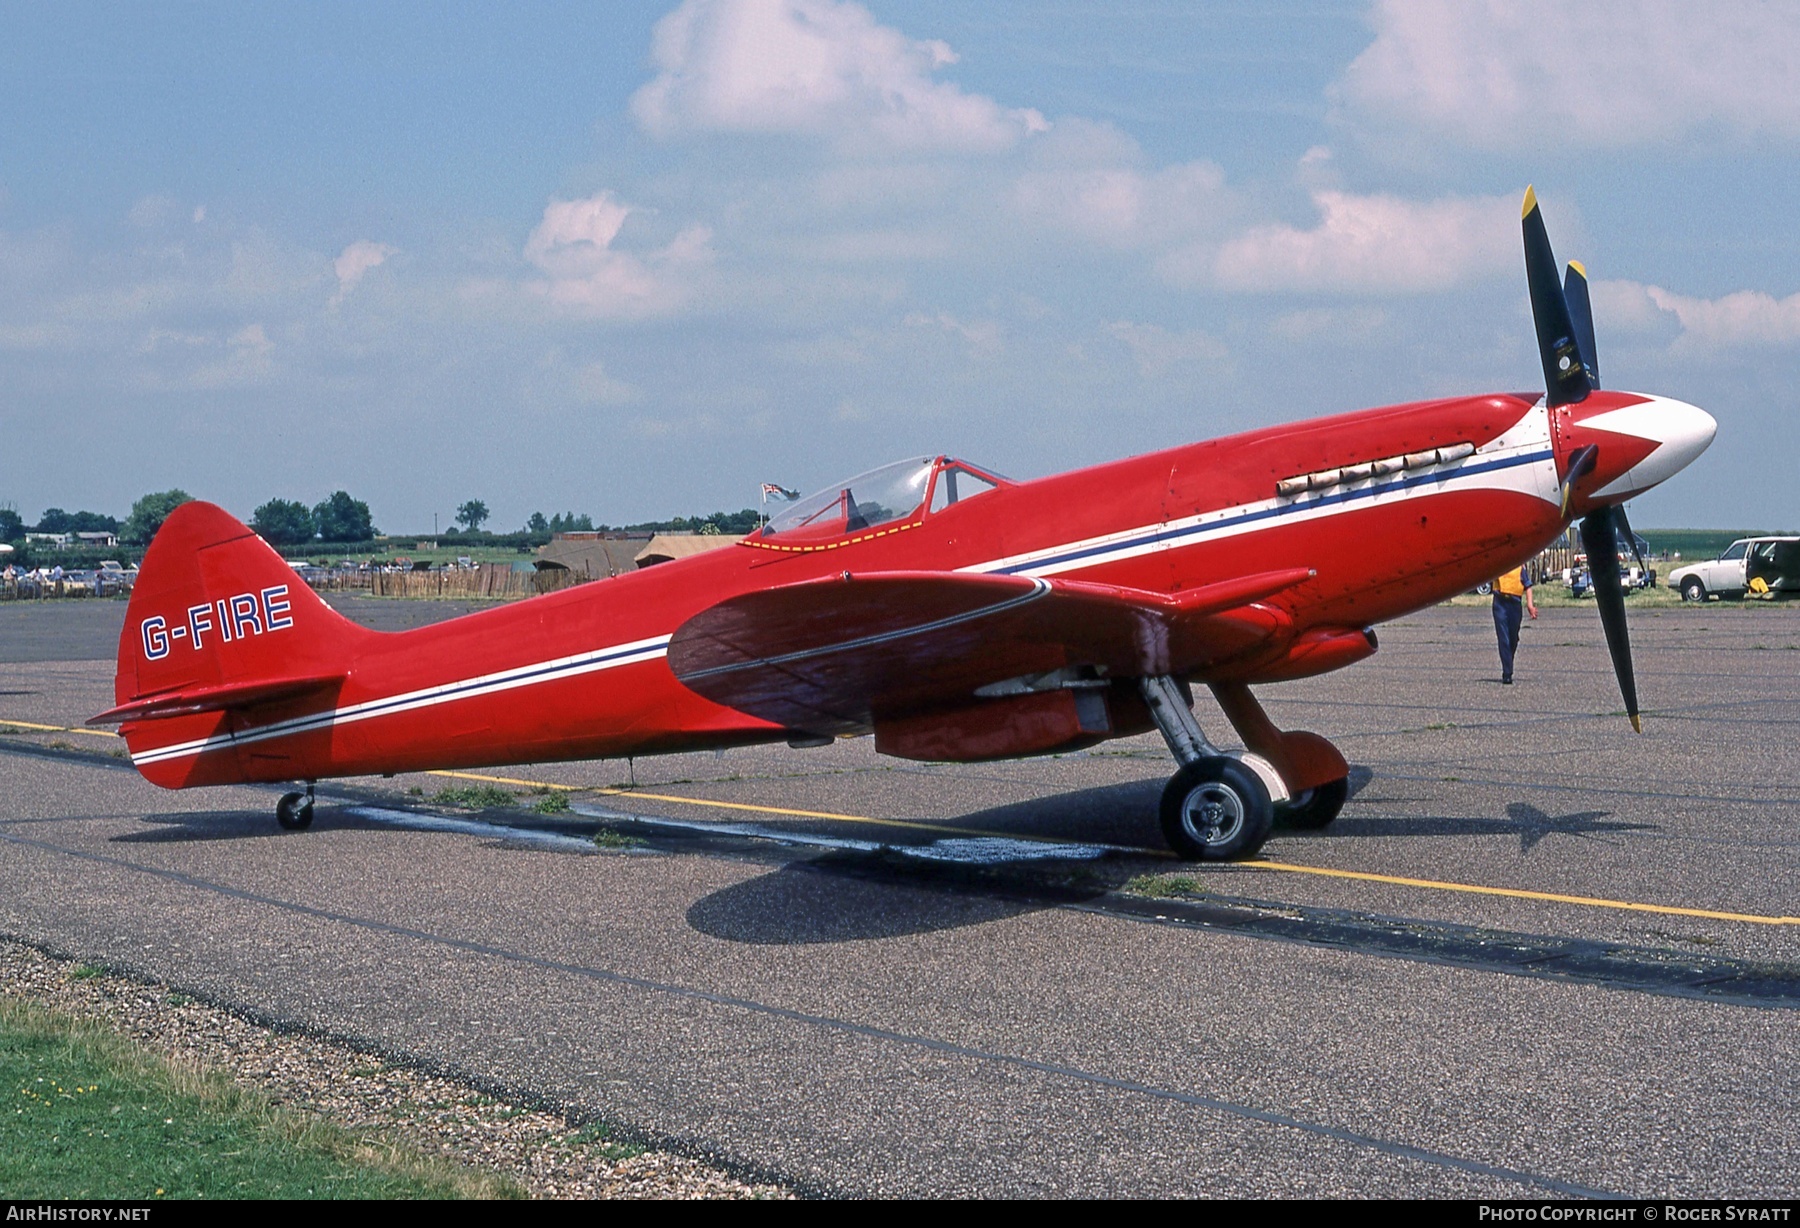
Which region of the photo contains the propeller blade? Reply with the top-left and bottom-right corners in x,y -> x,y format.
1579,506 -> 1641,732
1560,442 -> 1599,518
1522,186 -> 1593,407
1564,260 -> 1600,388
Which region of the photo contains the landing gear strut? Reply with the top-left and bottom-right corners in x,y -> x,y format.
276,784 -> 315,831
1139,676 -> 1274,861
1210,682 -> 1350,832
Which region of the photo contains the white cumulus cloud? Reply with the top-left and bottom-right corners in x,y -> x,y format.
575,361 -> 642,406
188,323 -> 276,389
1105,321 -> 1229,378
903,310 -> 1002,355
331,240 -> 396,305
1337,0 -> 1800,148
1013,120 -> 1230,250
1597,279 -> 1800,349
1211,189 -> 1515,294
631,0 -> 1047,151
523,192 -> 712,318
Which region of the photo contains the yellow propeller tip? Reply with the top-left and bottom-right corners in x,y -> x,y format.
1568,259 -> 1587,278
1521,185 -> 1538,218
1629,714 -> 1643,733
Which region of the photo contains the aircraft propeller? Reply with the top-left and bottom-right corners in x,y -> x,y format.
1522,187 -> 1641,732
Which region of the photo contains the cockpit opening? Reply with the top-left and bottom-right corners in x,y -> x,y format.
760,456 -> 1006,544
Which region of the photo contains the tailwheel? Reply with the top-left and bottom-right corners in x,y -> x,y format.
1159,756 -> 1273,862
276,789 -> 314,831
1275,776 -> 1349,830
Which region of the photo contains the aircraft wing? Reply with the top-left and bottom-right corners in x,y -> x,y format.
667,568 -> 1311,731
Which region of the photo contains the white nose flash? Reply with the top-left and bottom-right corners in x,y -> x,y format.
1583,395 -> 1718,498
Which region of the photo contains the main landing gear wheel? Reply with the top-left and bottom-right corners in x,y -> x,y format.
275,791 -> 314,831
1159,756 -> 1273,861
1275,776 -> 1349,830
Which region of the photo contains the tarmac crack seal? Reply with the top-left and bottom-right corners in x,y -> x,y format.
1091,893 -> 1800,1009
0,823 -> 1614,1199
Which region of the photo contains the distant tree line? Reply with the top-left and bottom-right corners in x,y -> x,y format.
427,502 -> 762,547
0,505 -> 120,541
2,488 -> 763,553
250,492 -> 377,545
0,494 -> 189,545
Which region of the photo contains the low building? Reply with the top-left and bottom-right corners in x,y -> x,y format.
534,531 -> 745,578
534,533 -> 653,579
633,533 -> 744,568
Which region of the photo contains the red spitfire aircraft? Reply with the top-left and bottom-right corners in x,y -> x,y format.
96,192 -> 1715,860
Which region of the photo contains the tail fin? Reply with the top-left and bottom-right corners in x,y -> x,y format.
97,503 -> 372,783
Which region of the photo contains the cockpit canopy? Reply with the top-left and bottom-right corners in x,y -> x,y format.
759,455 -> 1005,544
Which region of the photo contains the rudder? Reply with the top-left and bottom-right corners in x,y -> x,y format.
101,502 -> 372,785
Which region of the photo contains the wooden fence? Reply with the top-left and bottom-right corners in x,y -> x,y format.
0,579 -> 125,601
309,567 -> 592,601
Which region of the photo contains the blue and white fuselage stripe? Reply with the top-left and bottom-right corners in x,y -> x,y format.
130,634 -> 672,767
134,408 -> 1561,768
965,421 -> 1559,580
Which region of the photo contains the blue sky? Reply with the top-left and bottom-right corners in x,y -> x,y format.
4,1 -> 1797,532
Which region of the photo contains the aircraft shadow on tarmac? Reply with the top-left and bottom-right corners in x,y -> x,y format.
1327,800 -> 1658,853
685,855 -> 1066,944
686,776 -> 1184,944
682,769 -> 1359,946
113,807 -> 358,843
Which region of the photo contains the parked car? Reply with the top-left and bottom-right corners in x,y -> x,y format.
1668,537 -> 1800,602
1567,560 -> 1655,598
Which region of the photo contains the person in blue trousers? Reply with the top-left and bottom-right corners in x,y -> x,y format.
1492,564 -> 1538,684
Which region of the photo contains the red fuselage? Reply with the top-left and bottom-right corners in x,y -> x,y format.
118,388 -> 1709,789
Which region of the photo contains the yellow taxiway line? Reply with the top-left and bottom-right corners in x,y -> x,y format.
426,768 -> 1063,843
5,728 -> 1790,926
1252,860 -> 1799,926
431,768 -> 1798,927
0,718 -> 121,741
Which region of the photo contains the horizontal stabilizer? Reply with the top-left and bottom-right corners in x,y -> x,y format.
89,673 -> 346,724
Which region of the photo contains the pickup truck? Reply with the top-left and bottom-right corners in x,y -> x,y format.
1668,537 -> 1800,602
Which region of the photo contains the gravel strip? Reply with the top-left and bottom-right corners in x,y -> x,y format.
0,939 -> 792,1199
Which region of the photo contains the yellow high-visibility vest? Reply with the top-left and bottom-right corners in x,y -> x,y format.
1496,567 -> 1527,597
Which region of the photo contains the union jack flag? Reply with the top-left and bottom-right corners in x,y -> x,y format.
761,483 -> 800,501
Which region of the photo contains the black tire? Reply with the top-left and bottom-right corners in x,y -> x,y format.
1159,756 -> 1273,861
1276,776 -> 1349,830
1474,582 -> 1493,596
1680,578 -> 1706,603
276,791 -> 314,831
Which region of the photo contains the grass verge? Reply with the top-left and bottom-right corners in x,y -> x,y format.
0,994 -> 520,1199
1122,874 -> 1201,900
431,784 -> 521,810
